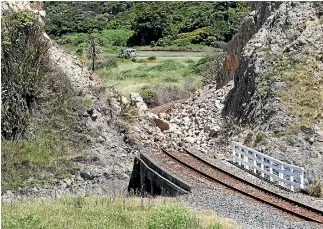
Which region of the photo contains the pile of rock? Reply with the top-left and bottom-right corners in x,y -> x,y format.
136,81 -> 234,157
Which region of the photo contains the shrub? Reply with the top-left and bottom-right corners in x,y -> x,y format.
139,88 -> 158,107
120,104 -> 139,122
75,47 -> 83,56
193,53 -> 224,85
1,11 -> 50,140
154,85 -> 190,105
254,132 -> 268,145
244,133 -> 253,146
100,29 -> 133,47
96,59 -> 118,70
185,59 -> 195,64
59,33 -> 88,46
136,59 -> 146,63
308,180 -> 322,197
151,60 -> 185,72
163,77 -> 179,83
147,56 -> 157,60
118,69 -> 150,80
183,77 -> 199,92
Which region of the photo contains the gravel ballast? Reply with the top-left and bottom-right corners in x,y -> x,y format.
180,187 -> 323,229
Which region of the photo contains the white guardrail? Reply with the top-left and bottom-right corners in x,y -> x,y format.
231,141 -> 304,191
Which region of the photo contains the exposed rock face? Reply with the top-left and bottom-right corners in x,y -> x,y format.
217,2 -> 282,89
1,1 -> 32,14
218,2 -> 323,183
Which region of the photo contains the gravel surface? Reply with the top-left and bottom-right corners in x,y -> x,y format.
180,187 -> 323,229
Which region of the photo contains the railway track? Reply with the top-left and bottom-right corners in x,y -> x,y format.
152,147 -> 323,224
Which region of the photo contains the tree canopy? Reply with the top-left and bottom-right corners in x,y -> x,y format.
44,1 -> 250,48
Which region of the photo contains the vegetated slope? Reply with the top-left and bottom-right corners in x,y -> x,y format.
219,2 -> 323,184
1,2 -> 136,200
43,2 -> 250,49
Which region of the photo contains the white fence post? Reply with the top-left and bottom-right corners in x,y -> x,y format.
279,164 -> 284,187
269,161 -> 273,182
244,154 -> 249,169
300,168 -> 304,189
230,141 -> 305,192
260,157 -> 265,178
290,169 -> 294,191
232,145 -> 235,163
253,157 -> 257,174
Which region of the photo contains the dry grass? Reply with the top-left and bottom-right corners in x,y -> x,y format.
275,57 -> 323,134
308,180 -> 323,197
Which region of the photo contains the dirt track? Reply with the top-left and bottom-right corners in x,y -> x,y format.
137,50 -> 217,57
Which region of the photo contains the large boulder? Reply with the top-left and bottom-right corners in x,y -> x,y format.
153,118 -> 170,131
130,93 -> 148,113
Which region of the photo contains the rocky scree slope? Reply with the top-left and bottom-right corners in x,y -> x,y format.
2,1 -> 137,201
136,2 -> 323,187
136,81 -> 233,157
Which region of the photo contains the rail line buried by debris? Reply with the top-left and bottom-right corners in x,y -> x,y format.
157,147 -> 323,224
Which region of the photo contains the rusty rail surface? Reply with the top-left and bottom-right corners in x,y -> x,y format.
157,148 -> 323,224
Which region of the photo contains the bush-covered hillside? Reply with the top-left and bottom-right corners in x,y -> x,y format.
44,2 -> 250,49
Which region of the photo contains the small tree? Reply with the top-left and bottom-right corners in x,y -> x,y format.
87,34 -> 101,72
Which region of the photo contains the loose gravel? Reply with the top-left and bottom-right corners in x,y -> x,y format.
180,187 -> 323,229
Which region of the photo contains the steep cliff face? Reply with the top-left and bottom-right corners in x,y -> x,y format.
222,2 -> 322,122
216,2 -> 282,89
218,2 -> 323,183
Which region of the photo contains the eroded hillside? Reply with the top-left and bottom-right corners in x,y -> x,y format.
1,1 -> 137,200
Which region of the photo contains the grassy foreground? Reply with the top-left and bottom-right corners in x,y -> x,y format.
2,196 -> 238,229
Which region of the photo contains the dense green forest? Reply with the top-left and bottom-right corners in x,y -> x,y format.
44,2 -> 250,49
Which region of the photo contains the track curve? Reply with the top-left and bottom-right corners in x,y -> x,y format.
155,147 -> 323,224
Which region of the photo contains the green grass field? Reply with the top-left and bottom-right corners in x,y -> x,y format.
62,40 -> 216,101
94,55 -> 204,97
2,196 -> 238,229
61,42 -> 219,108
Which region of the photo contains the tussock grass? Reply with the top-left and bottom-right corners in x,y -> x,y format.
1,196 -> 239,229
263,51 -> 323,135
308,180 -> 323,197
2,68 -> 88,191
1,126 -> 77,190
